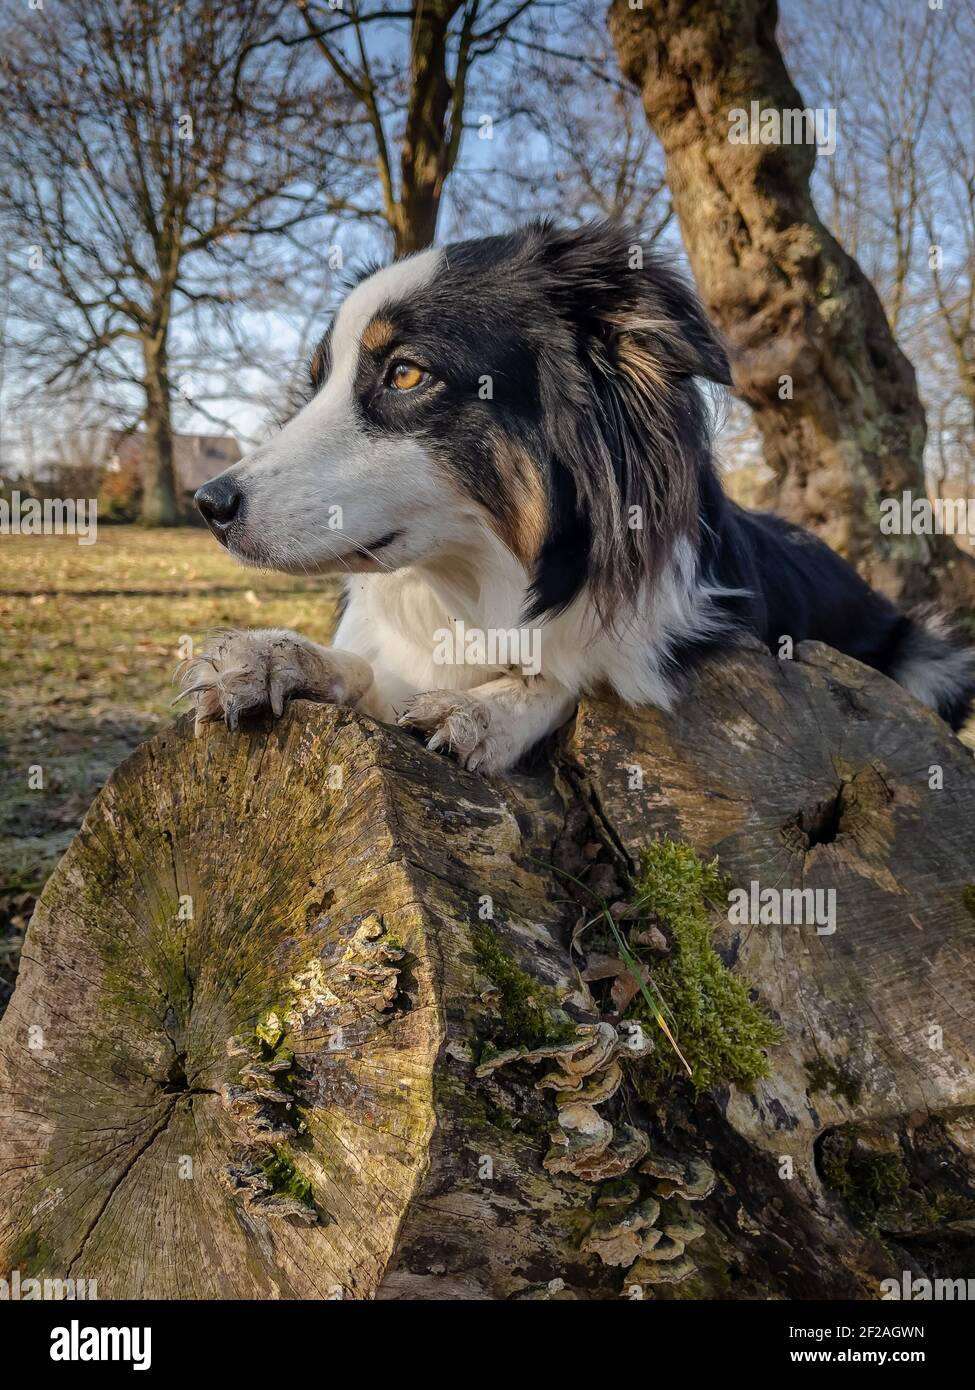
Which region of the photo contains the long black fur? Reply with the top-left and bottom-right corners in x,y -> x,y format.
503,222 -> 974,729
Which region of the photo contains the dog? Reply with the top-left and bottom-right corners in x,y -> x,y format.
180,219 -> 975,773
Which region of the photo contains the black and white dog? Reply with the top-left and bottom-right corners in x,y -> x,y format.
182,220 -> 975,772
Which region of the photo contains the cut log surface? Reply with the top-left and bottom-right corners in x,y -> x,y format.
0,704 -> 576,1299
2,643 -> 975,1299
572,642 -> 975,1131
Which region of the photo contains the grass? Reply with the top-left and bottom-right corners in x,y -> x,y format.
0,525 -> 338,1006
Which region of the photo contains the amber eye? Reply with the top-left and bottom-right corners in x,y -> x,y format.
388,361 -> 426,392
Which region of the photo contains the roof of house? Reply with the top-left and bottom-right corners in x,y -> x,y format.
108,431 -> 242,493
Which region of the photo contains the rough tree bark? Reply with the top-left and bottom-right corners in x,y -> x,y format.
2,644 -> 974,1299
608,0 -> 975,609
393,0 -> 468,256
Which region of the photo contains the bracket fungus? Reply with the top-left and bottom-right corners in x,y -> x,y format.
475,1021 -> 655,1181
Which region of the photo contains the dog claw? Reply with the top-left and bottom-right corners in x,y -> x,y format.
225,696 -> 240,733
173,680 -> 212,705
176,629 -> 372,736
269,679 -> 287,719
397,691 -> 499,772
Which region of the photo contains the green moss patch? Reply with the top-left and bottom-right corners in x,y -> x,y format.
805,1056 -> 862,1107
820,1125 -> 907,1230
961,885 -> 975,919
472,923 -> 574,1057
626,840 -> 780,1094
259,1147 -> 315,1209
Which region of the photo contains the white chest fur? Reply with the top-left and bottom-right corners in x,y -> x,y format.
333,525 -> 726,724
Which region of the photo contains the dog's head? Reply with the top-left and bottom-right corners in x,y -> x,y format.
197,220 -> 730,618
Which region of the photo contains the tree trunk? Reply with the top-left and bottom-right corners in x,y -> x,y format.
2,645 -> 975,1299
140,340 -> 178,527
392,0 -> 464,257
608,0 -> 975,610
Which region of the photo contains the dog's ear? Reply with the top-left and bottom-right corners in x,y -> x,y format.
530,218 -> 731,386
641,259 -> 732,386
524,220 -> 725,625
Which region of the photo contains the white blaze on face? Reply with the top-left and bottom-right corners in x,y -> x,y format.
227,246 -> 449,574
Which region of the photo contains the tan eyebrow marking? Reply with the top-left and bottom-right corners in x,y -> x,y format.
360,315 -> 396,354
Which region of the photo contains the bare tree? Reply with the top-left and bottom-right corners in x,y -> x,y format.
785,0 -> 975,510
787,1 -> 940,338
0,0 -> 361,523
287,0 -> 539,255
919,6 -> 975,440
444,1 -> 671,236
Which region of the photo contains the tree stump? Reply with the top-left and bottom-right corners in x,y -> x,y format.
2,643 -> 975,1299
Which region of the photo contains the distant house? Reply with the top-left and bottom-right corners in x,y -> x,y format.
100,431 -> 242,520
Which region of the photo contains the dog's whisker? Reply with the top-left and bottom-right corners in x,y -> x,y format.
172,681 -> 215,704
330,530 -> 395,573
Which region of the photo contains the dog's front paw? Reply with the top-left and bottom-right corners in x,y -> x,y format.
176,628 -> 371,735
398,690 -> 511,774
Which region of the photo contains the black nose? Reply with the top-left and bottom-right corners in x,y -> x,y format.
195,475 -> 241,541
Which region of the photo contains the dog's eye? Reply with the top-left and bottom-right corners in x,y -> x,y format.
387,361 -> 427,392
